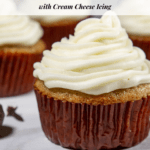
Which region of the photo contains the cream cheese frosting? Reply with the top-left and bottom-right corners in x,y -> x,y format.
0,0 -> 43,46
117,15 -> 150,36
33,11 -> 150,95
114,0 -> 150,36
0,16 -> 43,46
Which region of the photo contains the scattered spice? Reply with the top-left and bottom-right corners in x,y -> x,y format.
7,106 -> 24,122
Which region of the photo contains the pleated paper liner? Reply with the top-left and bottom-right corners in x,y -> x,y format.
34,87 -> 150,150
129,34 -> 150,60
0,51 -> 42,97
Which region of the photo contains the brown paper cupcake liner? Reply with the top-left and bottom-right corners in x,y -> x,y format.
129,35 -> 150,60
34,88 -> 150,150
0,52 -> 42,97
42,22 -> 81,50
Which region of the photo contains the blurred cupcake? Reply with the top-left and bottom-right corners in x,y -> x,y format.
114,0 -> 150,60
0,0 -> 46,97
120,15 -> 150,60
32,15 -> 88,49
34,11 -> 150,149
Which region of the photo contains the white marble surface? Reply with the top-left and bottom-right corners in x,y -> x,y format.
0,91 -> 150,150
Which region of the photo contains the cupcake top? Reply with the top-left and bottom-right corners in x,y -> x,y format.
0,16 -> 43,46
114,0 -> 150,36
33,11 -> 150,95
0,0 -> 43,46
118,15 -> 150,36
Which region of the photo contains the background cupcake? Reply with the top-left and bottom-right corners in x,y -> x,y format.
32,15 -> 88,49
0,0 -> 46,97
33,11 -> 150,149
114,0 -> 150,60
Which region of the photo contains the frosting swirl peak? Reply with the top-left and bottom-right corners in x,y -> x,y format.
34,11 -> 150,95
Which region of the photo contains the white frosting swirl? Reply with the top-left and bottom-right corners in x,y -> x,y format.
0,0 -> 43,46
114,0 -> 150,35
33,11 -> 150,95
118,16 -> 150,36
0,16 -> 43,46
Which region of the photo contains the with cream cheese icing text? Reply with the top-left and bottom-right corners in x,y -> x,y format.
33,11 -> 150,95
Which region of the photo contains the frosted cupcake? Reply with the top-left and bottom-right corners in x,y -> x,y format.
34,11 -> 150,149
114,0 -> 150,60
0,0 -> 46,97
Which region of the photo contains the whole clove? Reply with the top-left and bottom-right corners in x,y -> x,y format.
7,106 -> 24,122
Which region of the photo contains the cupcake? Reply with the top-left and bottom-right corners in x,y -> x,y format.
33,11 -> 150,149
32,15 -> 88,50
0,0 -> 46,97
114,0 -> 150,60
0,105 -> 4,126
